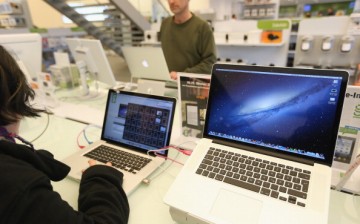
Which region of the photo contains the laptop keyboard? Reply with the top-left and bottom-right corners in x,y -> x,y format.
196,147 -> 311,207
84,145 -> 152,174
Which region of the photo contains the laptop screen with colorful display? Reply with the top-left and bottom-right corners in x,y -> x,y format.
204,64 -> 348,166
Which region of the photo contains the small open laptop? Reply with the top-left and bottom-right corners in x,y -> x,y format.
63,89 -> 176,195
164,64 -> 348,224
121,46 -> 177,88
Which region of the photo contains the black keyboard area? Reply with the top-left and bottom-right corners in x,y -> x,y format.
196,147 -> 311,207
84,145 -> 152,174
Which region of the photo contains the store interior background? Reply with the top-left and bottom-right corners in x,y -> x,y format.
0,0 -> 359,83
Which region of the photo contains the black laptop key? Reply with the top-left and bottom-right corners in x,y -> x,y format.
240,175 -> 247,182
202,159 -> 212,165
248,177 -> 255,184
263,182 -> 270,188
279,186 -> 287,193
255,180 -> 262,186
266,165 -> 274,170
288,188 -> 307,199
297,202 -> 306,207
293,184 -> 302,191
288,196 -> 297,204
286,166 -> 294,170
202,170 -> 209,176
215,174 -> 224,181
207,166 -> 214,172
284,175 -> 292,181
234,173 -> 240,179
226,172 -> 233,177
224,177 -> 261,193
199,163 -> 207,169
298,172 -> 310,180
260,188 -> 271,196
302,183 -> 309,193
270,184 -> 279,191
270,191 -> 279,198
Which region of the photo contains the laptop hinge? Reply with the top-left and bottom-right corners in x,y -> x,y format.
212,139 -> 315,166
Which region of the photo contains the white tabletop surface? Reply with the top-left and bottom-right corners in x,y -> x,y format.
19,87 -> 360,224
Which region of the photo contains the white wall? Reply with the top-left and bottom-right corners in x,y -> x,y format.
26,1 -> 75,28
209,0 -> 233,20
190,0 -> 210,10
13,0 -> 233,29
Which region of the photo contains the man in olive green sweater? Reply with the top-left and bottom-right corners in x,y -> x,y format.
159,0 -> 217,80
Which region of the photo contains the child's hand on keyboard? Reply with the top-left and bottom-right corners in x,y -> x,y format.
82,159 -> 113,173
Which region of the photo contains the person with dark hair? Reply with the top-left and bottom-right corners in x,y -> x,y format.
327,7 -> 335,16
0,45 -> 129,223
159,0 -> 217,80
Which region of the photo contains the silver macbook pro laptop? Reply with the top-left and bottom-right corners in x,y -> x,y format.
63,89 -> 176,195
164,64 -> 348,223
121,46 -> 177,88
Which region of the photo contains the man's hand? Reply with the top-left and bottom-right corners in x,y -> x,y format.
170,71 -> 178,80
88,159 -> 112,167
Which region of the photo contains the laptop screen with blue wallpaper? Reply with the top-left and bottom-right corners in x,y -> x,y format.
204,64 -> 348,166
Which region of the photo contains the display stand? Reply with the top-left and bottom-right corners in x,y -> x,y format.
242,0 -> 279,20
213,19 -> 291,66
331,85 -> 360,195
294,16 -> 360,74
177,73 -> 211,139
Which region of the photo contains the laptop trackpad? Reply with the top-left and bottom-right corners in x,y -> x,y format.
210,189 -> 263,224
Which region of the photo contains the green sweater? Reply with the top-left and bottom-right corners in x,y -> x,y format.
159,14 -> 217,74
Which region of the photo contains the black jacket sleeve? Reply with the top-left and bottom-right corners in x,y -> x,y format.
1,165 -> 129,224
1,141 -> 129,224
79,165 -> 130,224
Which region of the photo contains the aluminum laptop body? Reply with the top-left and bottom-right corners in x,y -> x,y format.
164,64 -> 348,224
63,89 -> 176,195
122,46 -> 177,88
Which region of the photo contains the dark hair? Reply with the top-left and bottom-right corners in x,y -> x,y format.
0,45 -> 45,125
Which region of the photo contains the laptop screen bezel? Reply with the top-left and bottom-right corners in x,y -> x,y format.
101,89 -> 177,157
203,63 -> 349,166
